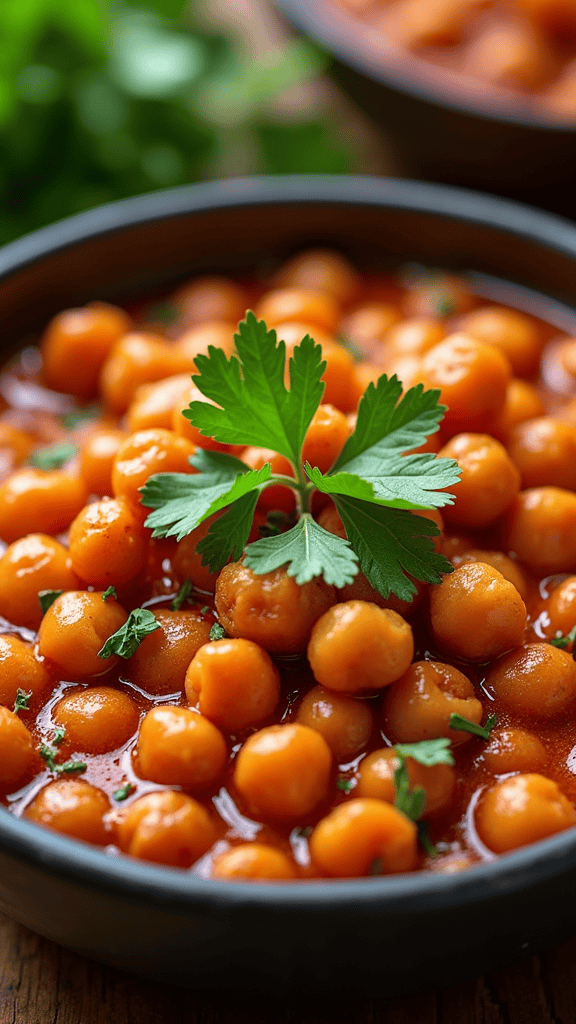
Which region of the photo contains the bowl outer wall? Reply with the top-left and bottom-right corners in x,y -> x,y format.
2,176 -> 576,995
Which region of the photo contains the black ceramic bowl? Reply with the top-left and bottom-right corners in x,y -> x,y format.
3,176 -> 576,998
272,0 -> 576,216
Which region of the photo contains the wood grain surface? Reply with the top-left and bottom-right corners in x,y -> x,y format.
2,910 -> 576,1024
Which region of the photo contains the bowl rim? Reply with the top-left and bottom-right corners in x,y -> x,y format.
3,174 -> 576,912
272,0 -> 576,132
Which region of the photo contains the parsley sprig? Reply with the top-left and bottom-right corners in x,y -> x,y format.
140,315 -> 461,599
393,738 -> 454,822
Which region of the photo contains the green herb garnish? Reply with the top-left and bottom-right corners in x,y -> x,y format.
52,726 -> 66,746
209,622 -> 227,641
113,782 -> 134,801
30,441 -> 78,470
149,301 -> 179,324
394,738 -> 454,768
13,688 -> 32,714
258,509 -> 297,538
61,405 -> 100,430
417,821 -> 439,858
102,586 -> 118,602
449,713 -> 498,742
393,738 -> 455,822
171,579 -> 193,611
551,624 -> 576,654
140,314 -> 460,599
97,608 -> 160,660
336,777 -> 355,793
200,605 -> 210,615
39,743 -> 86,775
38,590 -> 63,614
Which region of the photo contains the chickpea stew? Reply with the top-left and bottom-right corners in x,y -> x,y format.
2,249 -> 576,881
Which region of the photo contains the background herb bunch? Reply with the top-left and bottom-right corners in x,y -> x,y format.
141,315 -> 461,598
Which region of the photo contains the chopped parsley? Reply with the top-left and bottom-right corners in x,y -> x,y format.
39,743 -> 86,775
102,586 -> 118,602
417,821 -> 439,859
336,777 -> 355,793
38,590 -> 63,615
393,738 -> 455,822
52,726 -> 66,746
140,314 -> 460,599
113,782 -> 134,801
149,300 -> 179,324
171,578 -> 193,611
61,404 -> 100,430
13,688 -> 31,714
30,440 -> 78,470
200,605 -> 210,615
551,624 -> 576,655
449,713 -> 498,742
97,607 -> 160,660
209,622 -> 228,641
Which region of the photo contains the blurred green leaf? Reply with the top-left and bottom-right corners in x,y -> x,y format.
111,14 -> 206,98
257,119 -> 354,174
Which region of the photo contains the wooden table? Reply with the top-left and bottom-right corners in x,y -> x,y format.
2,909 -> 576,1023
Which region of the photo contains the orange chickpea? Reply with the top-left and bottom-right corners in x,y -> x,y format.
450,549 -> 528,600
340,302 -> 402,353
507,416 -> 576,490
439,433 -> 520,528
79,428 -> 126,496
127,608 -> 212,695
100,333 -> 194,414
274,249 -> 360,305
174,322 -> 236,364
309,798 -> 418,877
185,638 -> 280,734
126,374 -> 191,434
69,496 -> 148,586
276,323 -> 361,412
402,270 -> 477,317
544,60 -> 576,118
172,515 -> 223,593
0,424 -> 35,465
242,447 -> 295,513
430,562 -> 526,661
476,774 -> 576,854
308,601 -> 414,694
137,706 -> 227,789
504,487 -> 576,573
0,469 -> 88,543
357,747 -> 455,816
296,684 -> 374,761
211,843 -> 296,881
37,590 -> 128,677
0,533 -> 79,629
545,575 -> 576,642
234,723 -> 332,819
115,790 -> 216,867
486,643 -> 576,718
0,636 -> 51,711
385,317 -> 445,358
53,686 -> 139,754
383,661 -> 483,744
41,302 -> 132,399
171,383 -> 243,455
25,778 -> 111,844
419,334 -> 511,434
0,707 -> 36,788
112,428 -> 196,511
482,728 -> 548,774
255,288 -> 340,334
458,306 -> 542,377
491,379 -> 545,442
466,19 -> 551,90
215,562 -> 336,654
172,275 -> 247,328
301,404 -> 350,474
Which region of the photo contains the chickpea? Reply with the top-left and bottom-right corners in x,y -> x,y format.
438,433 -> 520,528
276,325 -> 360,412
385,317 -> 444,358
296,685 -> 374,761
215,562 -> 336,654
53,686 -> 139,754
25,778 -> 111,844
234,723 -> 332,819
504,487 -> 576,573
0,636 -> 51,711
450,548 -> 528,601
0,469 -> 88,543
430,562 -> 526,661
242,447 -> 295,513
475,774 -> 576,854
211,843 -> 296,881
185,638 -> 280,733
545,576 -> 576,643
482,728 -> 547,774
172,275 -> 247,328
0,707 -> 36,788
172,516 -> 223,594
115,790 -> 216,868
112,428 -> 196,511
308,601 -> 414,694
301,405 -> 350,474
41,302 -> 132,399
419,334 -> 511,434
69,496 -> 148,586
37,590 -> 128,677
0,533 -> 79,629
486,643 -> 576,718
126,374 -> 191,434
458,306 -> 542,377
80,428 -> 126,496
491,379 -> 545,442
402,270 -> 476,316
137,706 -> 227,789
100,333 -> 194,414
340,302 -> 402,353
507,417 -> 576,490
255,288 -> 340,334
357,748 -> 455,816
127,609 -> 212,695
0,424 -> 34,466
175,322 -> 236,364
309,798 -> 418,877
383,660 -> 483,744
274,249 -> 360,305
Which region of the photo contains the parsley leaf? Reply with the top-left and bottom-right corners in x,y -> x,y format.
61,405 -> 100,430
39,743 -> 86,775
307,453 -> 458,511
171,578 -> 193,611
196,491 -> 260,572
392,738 -> 454,822
244,512 -> 359,587
418,821 -> 439,858
394,738 -> 454,767
38,589 -> 64,614
97,608 -> 160,660
52,726 -> 66,746
209,623 -> 228,641
449,713 -> 498,741
30,441 -> 78,470
13,688 -> 32,714
336,777 -> 355,792
113,782 -> 134,801
102,586 -> 118,602
551,624 -> 576,653
185,312 -> 325,465
393,760 -> 427,821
